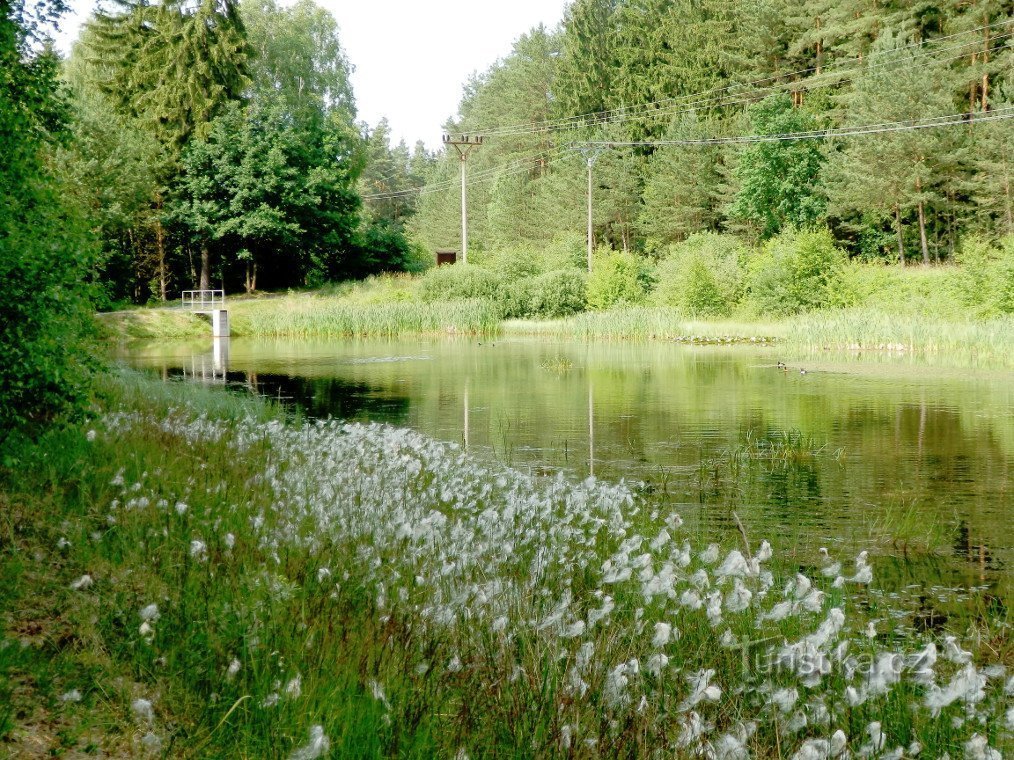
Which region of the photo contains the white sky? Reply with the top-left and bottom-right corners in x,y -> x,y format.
51,0 -> 571,150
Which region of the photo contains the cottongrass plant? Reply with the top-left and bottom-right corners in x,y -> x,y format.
31,379 -> 1013,756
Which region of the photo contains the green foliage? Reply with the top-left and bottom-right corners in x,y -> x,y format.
167,97 -> 362,288
955,235 -> 1014,315
86,0 -> 250,153
652,233 -> 746,316
1,0 -> 98,448
586,250 -> 651,310
745,227 -> 848,315
540,232 -> 588,271
731,94 -> 826,239
419,264 -> 506,305
525,268 -> 588,318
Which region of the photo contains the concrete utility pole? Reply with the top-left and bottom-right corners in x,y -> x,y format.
443,134 -> 484,264
580,146 -> 604,273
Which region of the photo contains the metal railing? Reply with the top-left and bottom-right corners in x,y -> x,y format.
181,290 -> 225,312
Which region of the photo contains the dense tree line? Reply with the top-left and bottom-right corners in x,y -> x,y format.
410,0 -> 1013,263
57,0 -> 427,305
1,0 -> 97,448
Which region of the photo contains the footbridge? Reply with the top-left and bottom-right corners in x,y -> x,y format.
181,290 -> 230,337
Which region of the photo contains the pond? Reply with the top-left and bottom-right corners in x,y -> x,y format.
121,336 -> 1013,607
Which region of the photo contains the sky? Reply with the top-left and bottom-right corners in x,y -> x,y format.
51,0 -> 571,150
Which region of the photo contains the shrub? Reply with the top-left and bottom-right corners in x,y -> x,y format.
586,250 -> 652,310
525,268 -> 588,318
419,264 -> 505,304
745,227 -> 848,315
483,245 -> 541,281
652,232 -> 746,316
539,232 -> 587,272
955,235 -> 1014,315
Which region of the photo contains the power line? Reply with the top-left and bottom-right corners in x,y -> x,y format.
361,107 -> 1011,202
575,107 -> 1014,148
474,19 -> 1013,139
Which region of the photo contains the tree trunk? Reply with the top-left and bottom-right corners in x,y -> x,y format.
1003,144 -> 1013,237
894,204 -> 905,266
244,259 -> 257,293
969,52 -> 978,116
918,199 -> 929,265
200,241 -> 211,290
128,228 -> 141,303
916,176 -> 929,265
156,219 -> 168,301
982,26 -> 990,111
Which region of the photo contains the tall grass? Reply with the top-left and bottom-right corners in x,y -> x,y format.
1,372 -> 1009,756
506,306 -> 788,343
100,295 -> 501,341
231,296 -> 500,338
789,310 -> 1014,369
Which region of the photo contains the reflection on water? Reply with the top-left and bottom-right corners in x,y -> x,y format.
122,336 -> 1013,599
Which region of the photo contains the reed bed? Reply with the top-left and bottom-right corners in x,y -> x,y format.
788,310 -> 1014,369
2,373 -> 1009,757
231,296 -> 501,338
506,307 -> 788,344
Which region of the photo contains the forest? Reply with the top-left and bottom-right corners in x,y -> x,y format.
408,0 -> 1013,266
10,0 -> 1014,310
3,0 -> 1014,436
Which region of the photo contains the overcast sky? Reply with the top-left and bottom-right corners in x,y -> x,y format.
51,0 -> 571,150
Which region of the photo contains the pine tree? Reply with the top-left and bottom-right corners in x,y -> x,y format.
823,35 -> 966,264
637,112 -> 727,246
554,0 -> 619,119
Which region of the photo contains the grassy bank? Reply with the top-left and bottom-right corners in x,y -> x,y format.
1,372 -> 1010,756
98,266 -> 1014,369
506,308 -> 1014,369
98,295 -> 500,341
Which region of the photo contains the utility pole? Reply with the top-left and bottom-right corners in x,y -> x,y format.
579,145 -> 604,273
443,134 -> 484,264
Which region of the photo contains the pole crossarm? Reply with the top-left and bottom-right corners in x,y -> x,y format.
442,134 -> 485,264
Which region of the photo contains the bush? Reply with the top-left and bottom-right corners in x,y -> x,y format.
539,232 -> 587,272
586,250 -> 652,310
1,19 -> 97,453
745,227 -> 848,315
652,232 -> 746,316
419,264 -> 505,304
482,245 -> 541,281
526,268 -> 588,318
955,235 -> 1014,315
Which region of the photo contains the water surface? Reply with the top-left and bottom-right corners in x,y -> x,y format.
122,336 -> 1013,604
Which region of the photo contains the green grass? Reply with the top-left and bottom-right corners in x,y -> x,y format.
1,371 -> 1010,757
100,294 -> 500,341
507,307 -> 787,344
785,309 -> 1014,368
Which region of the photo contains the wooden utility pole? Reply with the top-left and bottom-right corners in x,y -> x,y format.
443,134 -> 484,264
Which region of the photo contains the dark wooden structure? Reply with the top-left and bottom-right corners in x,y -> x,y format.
436,249 -> 458,266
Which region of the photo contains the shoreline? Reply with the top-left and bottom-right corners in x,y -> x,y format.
1,371 -> 1010,756
97,296 -> 1014,371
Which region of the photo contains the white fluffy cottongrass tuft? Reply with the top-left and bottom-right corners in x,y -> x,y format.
139,603 -> 160,623
226,658 -> 241,681
189,539 -> 207,560
652,621 -> 672,648
69,574 -> 93,590
59,689 -> 82,703
289,725 -> 330,760
131,698 -> 154,722
963,734 -> 1001,760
